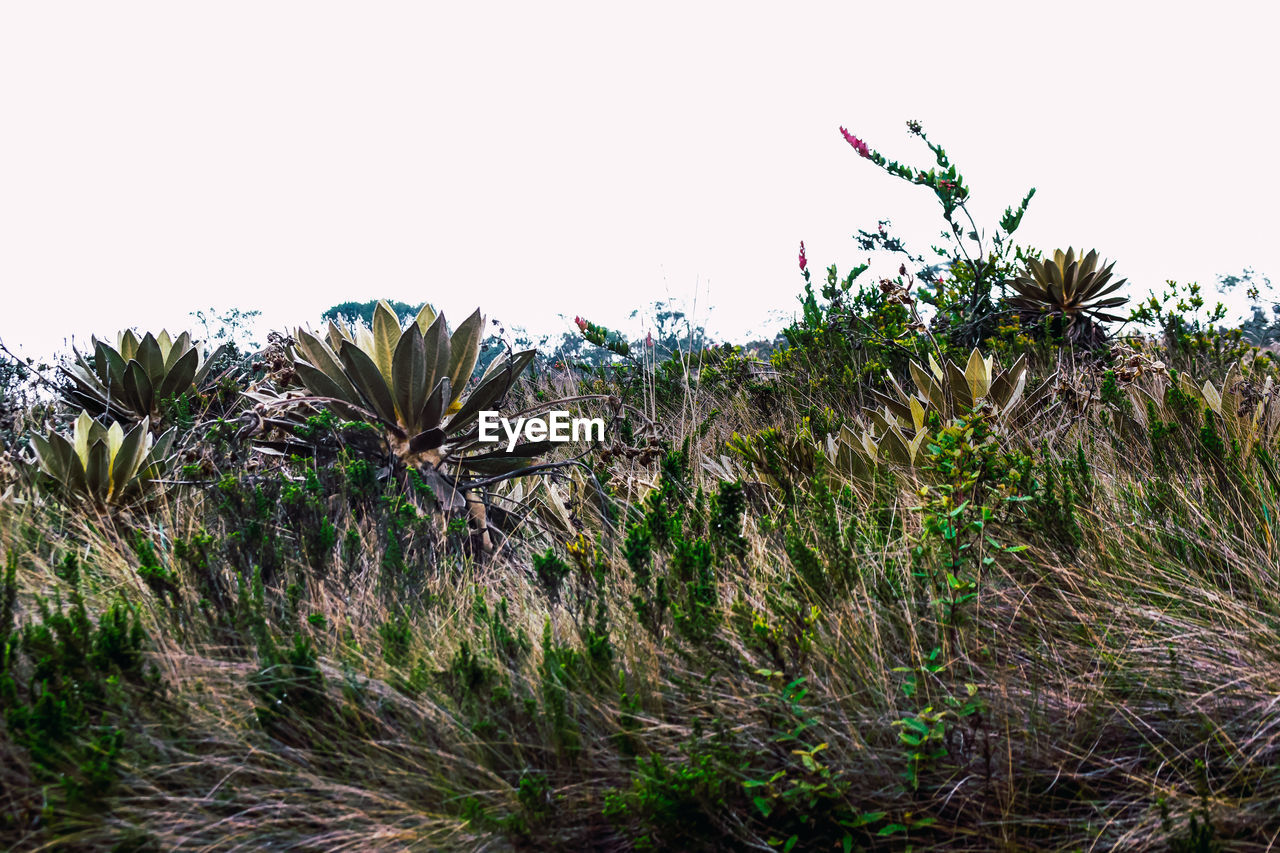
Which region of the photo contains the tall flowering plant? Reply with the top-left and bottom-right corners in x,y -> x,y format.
837,121 -> 1037,352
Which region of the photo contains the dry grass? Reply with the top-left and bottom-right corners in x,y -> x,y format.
3,349 -> 1280,851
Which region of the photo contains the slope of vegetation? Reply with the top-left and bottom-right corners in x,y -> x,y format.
1,123 -> 1277,851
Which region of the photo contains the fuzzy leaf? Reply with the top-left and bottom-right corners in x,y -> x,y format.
447,308 -> 483,406
371,300 -> 402,387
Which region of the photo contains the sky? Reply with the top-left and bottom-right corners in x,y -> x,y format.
1,2 -> 1276,360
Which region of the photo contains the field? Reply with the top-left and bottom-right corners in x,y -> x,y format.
2,128 -> 1279,851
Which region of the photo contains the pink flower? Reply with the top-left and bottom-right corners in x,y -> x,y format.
839,127 -> 871,158
798,241 -> 807,272
574,316 -> 588,332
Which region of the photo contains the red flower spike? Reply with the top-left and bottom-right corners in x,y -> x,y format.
798,241 -> 807,272
839,127 -> 872,159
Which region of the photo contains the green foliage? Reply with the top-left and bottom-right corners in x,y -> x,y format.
743,676 -> 891,849
8,121 -> 1280,853
532,547 -> 571,603
773,261 -> 907,408
1129,280 -> 1249,371
1021,450 -> 1090,552
0,552 -> 165,824
379,613 -> 413,669
248,630 -> 328,741
282,467 -> 338,562
708,480 -> 748,561
321,299 -> 425,328
1160,761 -> 1222,853
603,732 -> 738,851
342,454 -> 379,501
134,530 -> 180,602
573,315 -> 631,358
620,450 -> 727,642
837,120 -> 1036,351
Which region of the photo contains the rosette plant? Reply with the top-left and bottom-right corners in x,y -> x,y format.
29,411 -> 175,507
869,349 -> 1031,429
832,349 -> 1037,475
731,349 -> 1038,494
1008,248 -> 1128,347
250,300 -> 549,551
1178,362 -> 1279,458
61,330 -> 229,427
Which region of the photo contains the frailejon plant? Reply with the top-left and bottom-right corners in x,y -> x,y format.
871,348 -> 1032,427
825,347 -> 1036,481
249,299 -> 549,551
1177,361 -> 1279,457
1104,352 -> 1280,470
1009,247 -> 1129,347
61,329 -> 230,427
770,279 -> 1035,489
28,411 -> 176,508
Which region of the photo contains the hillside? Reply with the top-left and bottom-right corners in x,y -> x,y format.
2,128 -> 1278,851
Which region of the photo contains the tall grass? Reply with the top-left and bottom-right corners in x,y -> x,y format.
3,335 -> 1280,852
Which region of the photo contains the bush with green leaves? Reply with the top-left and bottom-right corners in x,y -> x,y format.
1,551 -> 166,834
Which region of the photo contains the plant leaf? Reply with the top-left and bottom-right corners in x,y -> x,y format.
392,324 -> 428,428
447,309 -> 483,406
339,339 -> 400,429
294,331 -> 360,402
156,346 -> 199,404
371,300 -> 401,388
1201,380 -> 1222,415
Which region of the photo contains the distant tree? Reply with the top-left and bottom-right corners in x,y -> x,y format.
1218,269 -> 1278,346
321,300 -> 426,328
554,300 -> 716,370
630,299 -> 709,359
475,322 -> 616,373
0,345 -> 35,449
190,306 -> 263,353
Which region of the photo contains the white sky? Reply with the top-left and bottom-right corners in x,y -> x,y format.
1,2 -> 1276,359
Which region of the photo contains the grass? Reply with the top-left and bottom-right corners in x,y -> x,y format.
3,328 -> 1280,851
